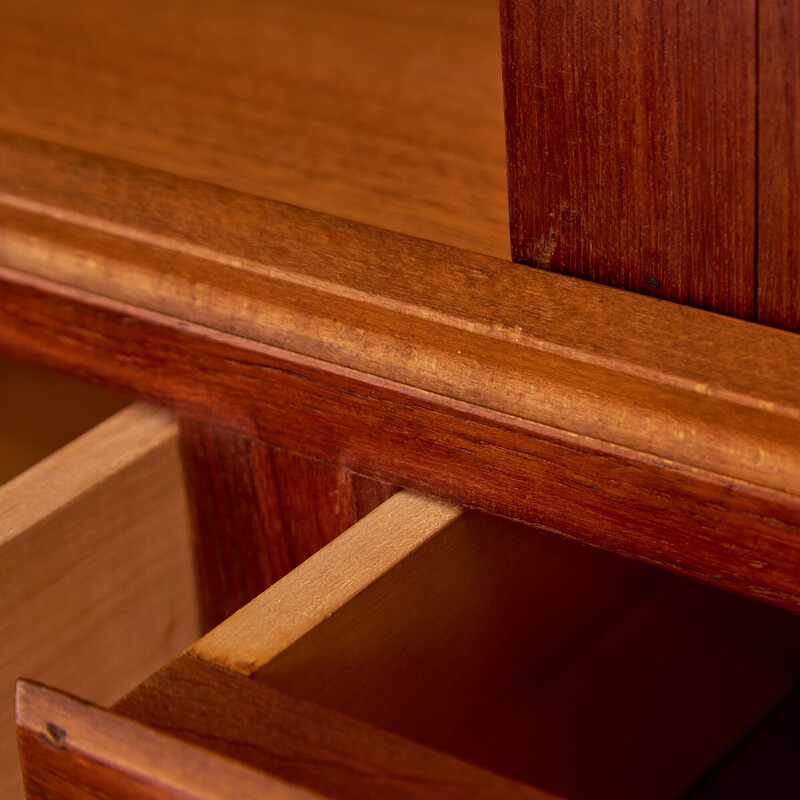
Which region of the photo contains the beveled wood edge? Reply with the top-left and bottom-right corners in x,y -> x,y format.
192,490 -> 461,673
2,258 -> 800,612
15,680 -> 323,800
1,132 -> 799,498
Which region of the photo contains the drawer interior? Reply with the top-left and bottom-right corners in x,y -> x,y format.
0,355 -> 128,485
207,493 -> 800,800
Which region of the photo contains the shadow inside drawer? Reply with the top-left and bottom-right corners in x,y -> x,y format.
0,355 -> 128,485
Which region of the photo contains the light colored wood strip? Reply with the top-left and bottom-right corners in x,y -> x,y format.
1,134 -> 799,501
16,681 -> 322,800
0,404 -> 199,799
192,490 -> 461,672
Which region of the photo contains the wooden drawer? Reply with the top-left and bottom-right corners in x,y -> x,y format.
17,491 -> 800,799
0,358 -> 199,798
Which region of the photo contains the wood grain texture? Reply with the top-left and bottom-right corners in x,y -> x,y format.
114,656 -> 559,800
16,681 -> 322,800
192,491 -> 465,670
191,490 -> 800,800
180,418 -> 395,630
757,0 -> 800,332
0,354 -> 127,485
501,0 -> 756,317
1,133 -> 799,499
2,268 -> 800,612
0,405 -> 199,800
0,0 -> 508,258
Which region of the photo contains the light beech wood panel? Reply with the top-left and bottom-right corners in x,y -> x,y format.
16,681 -> 322,800
0,0 -> 509,258
0,404 -> 199,799
0,355 -> 127,485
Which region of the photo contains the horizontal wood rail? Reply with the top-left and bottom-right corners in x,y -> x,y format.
1,132 -> 799,609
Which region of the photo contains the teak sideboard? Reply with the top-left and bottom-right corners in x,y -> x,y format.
1,1 -> 799,799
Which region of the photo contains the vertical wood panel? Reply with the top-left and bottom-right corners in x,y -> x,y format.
179,419 -> 395,630
501,0 -> 756,317
757,0 -> 800,332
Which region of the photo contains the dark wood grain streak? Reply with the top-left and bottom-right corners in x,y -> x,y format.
113,655 -> 557,800
179,420 -> 395,630
2,268 -> 800,612
15,681 -> 321,800
501,0 -> 756,316
757,0 -> 800,332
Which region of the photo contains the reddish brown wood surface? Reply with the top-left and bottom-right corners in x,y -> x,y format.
113,655 -> 557,800
757,0 -> 800,332
2,132 -> 799,499
2,134 -> 800,610
501,0 -> 757,317
2,268 -> 800,612
16,680 -> 321,800
180,419 -> 394,629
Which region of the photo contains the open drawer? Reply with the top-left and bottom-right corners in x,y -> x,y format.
18,490 -> 800,799
0,362 -> 199,798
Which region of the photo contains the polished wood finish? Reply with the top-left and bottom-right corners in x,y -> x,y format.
4,132 -> 799,499
2,135 -> 800,609
0,405 -> 198,799
757,0 -> 800,332
0,0 -> 508,259
16,681 -> 321,800
3,277 -> 800,613
180,419 -> 394,630
500,0 -> 756,316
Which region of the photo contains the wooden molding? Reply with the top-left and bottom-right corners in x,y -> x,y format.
1,133 -> 800,608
